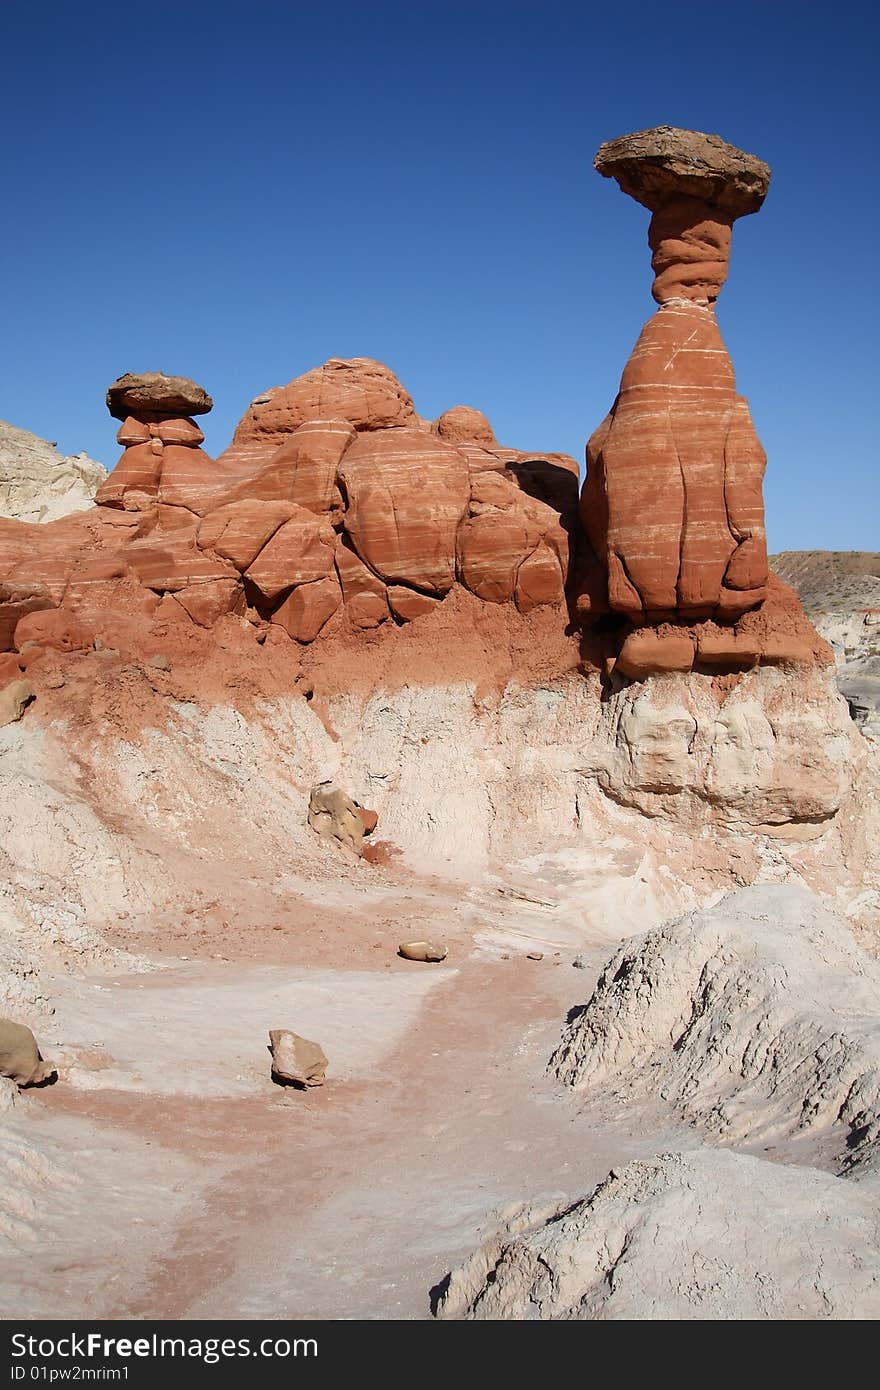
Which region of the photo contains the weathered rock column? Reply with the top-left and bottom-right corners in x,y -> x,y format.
96,371 -> 214,513
580,127 -> 775,675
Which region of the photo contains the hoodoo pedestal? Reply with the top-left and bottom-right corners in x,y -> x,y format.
97,371 -> 215,513
579,127 -> 819,676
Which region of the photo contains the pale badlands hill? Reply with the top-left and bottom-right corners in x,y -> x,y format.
771,551 -> 880,613
0,420 -> 106,523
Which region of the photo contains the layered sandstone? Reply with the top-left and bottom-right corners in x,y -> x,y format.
0,129 -> 833,686
0,362 -> 581,676
578,127 -> 815,675
0,129 -> 834,695
219,358 -> 417,471
0,347 -> 827,693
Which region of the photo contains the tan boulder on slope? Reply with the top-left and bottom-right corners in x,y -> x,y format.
0,1017 -> 55,1087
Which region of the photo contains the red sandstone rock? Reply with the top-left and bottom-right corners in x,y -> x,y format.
648,196 -> 733,305
219,359 -> 414,471
157,444 -> 227,512
580,128 -> 771,665
95,509 -> 143,532
116,416 -> 205,448
197,500 -> 295,571
458,475 -> 539,603
14,608 -> 93,654
347,593 -> 388,629
244,508 -> 335,603
116,417 -> 151,446
387,586 -> 440,622
733,573 -> 834,666
433,406 -> 497,448
126,535 -> 235,593
241,418 -> 355,519
334,539 -> 389,628
150,417 -> 206,446
0,512 -> 85,598
458,472 -> 568,607
455,443 -> 510,476
582,303 -> 768,619
99,417 -> 217,515
96,442 -> 162,508
0,341 -> 826,681
509,452 -> 581,537
63,557 -> 130,613
174,577 -> 243,627
515,544 -> 566,614
0,581 -> 54,651
157,505 -> 199,533
338,427 -> 469,594
616,628 -> 696,679
695,630 -> 760,666
0,653 -> 26,686
101,374 -> 227,517
757,635 -> 817,665
271,574 -> 342,643
153,593 -> 190,624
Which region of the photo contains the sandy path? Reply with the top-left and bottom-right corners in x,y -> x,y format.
4,939 -> 664,1320
146,957 -> 644,1321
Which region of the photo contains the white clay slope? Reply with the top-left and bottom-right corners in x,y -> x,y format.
550,884 -> 880,1173
434,1148 -> 880,1320
0,420 -> 106,523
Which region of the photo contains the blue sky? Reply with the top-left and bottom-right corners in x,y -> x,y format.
2,0 -> 877,551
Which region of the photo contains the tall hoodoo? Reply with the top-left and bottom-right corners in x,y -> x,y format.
581,127 -> 785,675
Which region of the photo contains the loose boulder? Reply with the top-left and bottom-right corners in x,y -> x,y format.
0,1018 -> 55,1087
106,372 -> 213,420
0,679 -> 35,727
269,1029 -> 328,1087
307,785 -> 378,857
398,942 -> 448,962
